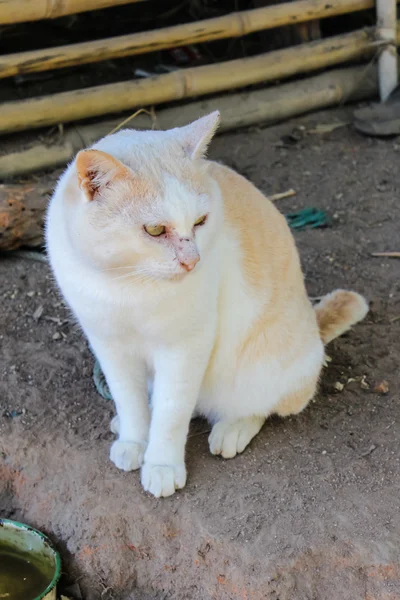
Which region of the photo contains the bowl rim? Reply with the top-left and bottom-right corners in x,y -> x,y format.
0,518 -> 62,599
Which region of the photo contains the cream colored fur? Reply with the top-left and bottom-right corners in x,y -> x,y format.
46,112 -> 368,498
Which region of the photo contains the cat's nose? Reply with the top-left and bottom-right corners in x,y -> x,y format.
180,256 -> 200,271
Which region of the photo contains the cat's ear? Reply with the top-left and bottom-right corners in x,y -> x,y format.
178,111 -> 220,159
75,149 -> 129,201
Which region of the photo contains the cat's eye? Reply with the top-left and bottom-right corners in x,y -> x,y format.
194,215 -> 207,227
144,224 -> 166,237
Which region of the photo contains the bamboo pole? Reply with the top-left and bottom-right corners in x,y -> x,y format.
0,65 -> 379,236
376,0 -> 398,100
0,0 -> 146,25
0,27 -> 390,136
0,64 -> 380,179
0,0 -> 390,79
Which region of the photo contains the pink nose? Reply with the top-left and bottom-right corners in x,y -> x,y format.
180,256 -> 200,271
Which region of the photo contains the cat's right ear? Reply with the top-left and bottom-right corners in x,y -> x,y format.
75,149 -> 128,201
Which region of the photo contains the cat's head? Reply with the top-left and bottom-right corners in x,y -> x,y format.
69,111 -> 222,282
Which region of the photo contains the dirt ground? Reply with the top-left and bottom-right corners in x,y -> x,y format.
0,107 -> 399,600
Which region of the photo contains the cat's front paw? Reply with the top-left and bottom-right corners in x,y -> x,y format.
110,440 -> 146,471
141,463 -> 187,498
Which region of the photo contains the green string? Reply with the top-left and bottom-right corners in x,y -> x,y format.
285,207 -> 329,230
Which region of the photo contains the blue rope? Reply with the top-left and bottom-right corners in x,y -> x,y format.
286,207 -> 328,230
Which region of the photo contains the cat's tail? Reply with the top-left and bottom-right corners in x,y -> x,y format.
314,290 -> 369,345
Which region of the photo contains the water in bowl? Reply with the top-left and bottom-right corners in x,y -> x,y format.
0,543 -> 53,600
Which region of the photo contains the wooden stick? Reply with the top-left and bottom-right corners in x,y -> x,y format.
376,0 -> 398,100
0,184 -> 50,250
269,189 -> 297,201
0,27 -> 388,136
371,252 -> 400,257
0,0 -> 146,25
0,0 -> 390,78
0,64 -> 379,179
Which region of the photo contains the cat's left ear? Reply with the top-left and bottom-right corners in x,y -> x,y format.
178,111 -> 220,159
76,149 -> 130,201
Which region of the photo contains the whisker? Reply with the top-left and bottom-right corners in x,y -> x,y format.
111,270 -> 155,283
101,265 -> 138,272
111,271 -> 143,281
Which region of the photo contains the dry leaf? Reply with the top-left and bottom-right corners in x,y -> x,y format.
309,121 -> 349,134
373,380 -> 389,394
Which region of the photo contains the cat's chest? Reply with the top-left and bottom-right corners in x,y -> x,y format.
79,282 -> 198,343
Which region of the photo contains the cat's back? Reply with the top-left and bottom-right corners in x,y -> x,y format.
208,160 -> 303,298
209,160 -> 293,245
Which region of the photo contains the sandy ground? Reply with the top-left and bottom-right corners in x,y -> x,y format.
1,107 -> 399,600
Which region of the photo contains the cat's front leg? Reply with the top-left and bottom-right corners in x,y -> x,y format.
90,338 -> 150,472
141,339 -> 211,498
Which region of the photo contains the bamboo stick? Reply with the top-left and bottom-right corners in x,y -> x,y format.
0,64 -> 379,179
0,0 -> 146,25
0,65 -> 379,244
0,27 -> 389,136
376,0 -> 398,100
0,0 -> 390,78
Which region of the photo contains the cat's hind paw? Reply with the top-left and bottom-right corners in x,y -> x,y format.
110,440 -> 146,471
141,463 -> 187,498
209,416 -> 265,459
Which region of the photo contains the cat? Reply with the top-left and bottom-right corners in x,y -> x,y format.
46,111 -> 368,498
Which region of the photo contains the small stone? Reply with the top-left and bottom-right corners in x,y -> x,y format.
26,291 -> 35,297
360,375 -> 370,390
322,450 -> 327,455
373,380 -> 389,395
334,382 -> 344,392
52,332 -> 61,340
33,305 -> 44,321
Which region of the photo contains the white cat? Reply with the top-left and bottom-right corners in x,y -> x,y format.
46,112 -> 368,497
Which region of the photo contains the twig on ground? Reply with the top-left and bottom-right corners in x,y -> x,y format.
107,107 -> 156,136
269,188 -> 296,202
188,429 -> 211,439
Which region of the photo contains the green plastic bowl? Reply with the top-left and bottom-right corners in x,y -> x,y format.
0,519 -> 61,600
